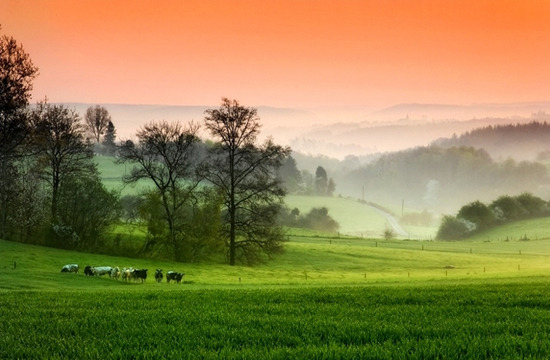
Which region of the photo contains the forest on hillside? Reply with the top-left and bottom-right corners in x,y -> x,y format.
433,120 -> 550,161
338,145 -> 549,214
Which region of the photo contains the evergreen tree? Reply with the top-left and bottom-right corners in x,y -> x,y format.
102,120 -> 117,155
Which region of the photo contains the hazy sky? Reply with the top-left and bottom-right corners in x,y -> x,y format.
3,0 -> 550,109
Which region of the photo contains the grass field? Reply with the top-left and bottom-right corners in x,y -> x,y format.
95,155 -> 153,196
3,234 -> 550,358
95,155 -> 440,239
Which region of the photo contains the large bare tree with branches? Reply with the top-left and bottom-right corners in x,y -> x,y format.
117,120 -> 202,260
204,98 -> 290,265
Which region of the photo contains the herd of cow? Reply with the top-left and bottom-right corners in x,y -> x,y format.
60,264 -> 185,284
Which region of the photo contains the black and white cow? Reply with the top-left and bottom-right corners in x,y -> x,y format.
61,264 -> 79,274
166,271 -> 185,284
84,265 -> 94,276
93,266 -> 113,276
133,269 -> 148,283
154,269 -> 163,283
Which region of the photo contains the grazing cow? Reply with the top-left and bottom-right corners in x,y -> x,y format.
84,265 -> 94,276
121,267 -> 134,282
93,266 -> 113,277
61,264 -> 79,274
110,266 -> 121,280
133,269 -> 148,283
166,271 -> 185,284
155,269 -> 163,283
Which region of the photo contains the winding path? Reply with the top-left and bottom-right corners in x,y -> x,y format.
366,204 -> 410,238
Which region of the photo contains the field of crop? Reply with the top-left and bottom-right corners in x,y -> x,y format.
3,282 -> 550,359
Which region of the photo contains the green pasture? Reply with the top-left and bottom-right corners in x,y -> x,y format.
95,155 -> 439,238
284,195 -> 390,237
95,155 -> 153,196
3,225 -> 550,290
468,217 -> 550,242
3,236 -> 550,358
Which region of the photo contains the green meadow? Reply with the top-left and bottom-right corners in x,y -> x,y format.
0,156 -> 544,358
3,225 -> 550,358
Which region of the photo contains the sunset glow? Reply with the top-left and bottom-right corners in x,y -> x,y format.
2,0 -> 550,108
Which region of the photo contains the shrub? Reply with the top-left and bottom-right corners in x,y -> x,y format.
457,201 -> 495,231
436,215 -> 475,241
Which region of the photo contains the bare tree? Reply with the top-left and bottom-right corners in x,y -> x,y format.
84,105 -> 112,143
30,101 -> 95,223
117,120 -> 202,261
204,98 -> 290,265
0,26 -> 39,239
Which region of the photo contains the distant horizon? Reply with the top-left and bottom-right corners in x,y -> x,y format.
50,99 -> 550,112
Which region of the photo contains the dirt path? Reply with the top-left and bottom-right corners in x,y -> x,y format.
366,204 -> 410,238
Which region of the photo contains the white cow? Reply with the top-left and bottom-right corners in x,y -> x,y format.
61,264 -> 79,274
92,266 -> 113,276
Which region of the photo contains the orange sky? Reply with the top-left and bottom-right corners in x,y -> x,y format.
2,0 -> 550,109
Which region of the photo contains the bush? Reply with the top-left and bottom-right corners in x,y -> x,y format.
436,215 -> 475,241
457,200 -> 495,231
279,206 -> 339,233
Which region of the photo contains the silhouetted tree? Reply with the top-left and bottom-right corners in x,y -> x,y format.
84,105 -> 111,143
0,26 -> 38,239
0,26 -> 38,114
204,98 -> 290,265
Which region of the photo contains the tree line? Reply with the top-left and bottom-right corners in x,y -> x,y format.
433,120 -> 550,161
436,193 -> 550,240
0,28 -> 295,265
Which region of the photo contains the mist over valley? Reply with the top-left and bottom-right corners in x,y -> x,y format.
63,100 -> 550,222
63,101 -> 550,159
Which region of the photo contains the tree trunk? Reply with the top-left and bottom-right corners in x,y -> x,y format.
229,203 -> 236,266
